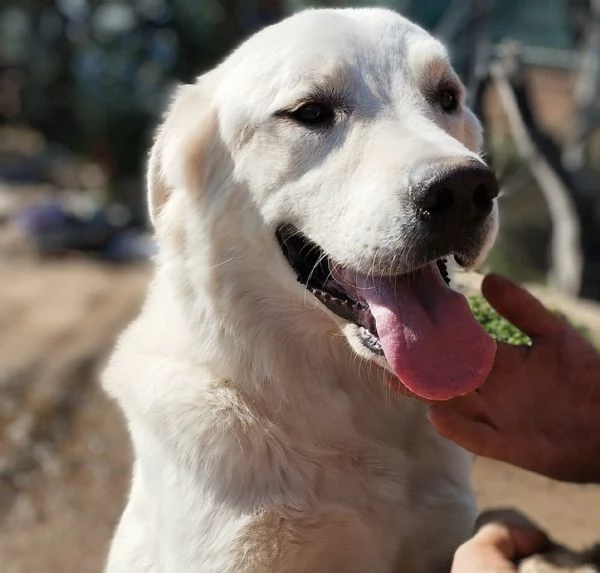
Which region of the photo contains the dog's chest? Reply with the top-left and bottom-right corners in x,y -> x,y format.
197,387 -> 466,525
113,369 -> 475,573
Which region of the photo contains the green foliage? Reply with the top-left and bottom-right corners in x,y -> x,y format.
468,295 -> 532,345
469,295 -> 596,347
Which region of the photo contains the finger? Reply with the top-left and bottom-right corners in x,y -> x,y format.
507,526 -> 550,559
452,524 -> 519,573
474,523 -> 549,558
452,524 -> 548,573
481,274 -> 559,338
428,407 -> 504,459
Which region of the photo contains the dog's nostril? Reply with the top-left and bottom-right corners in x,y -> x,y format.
473,183 -> 493,214
425,187 -> 454,215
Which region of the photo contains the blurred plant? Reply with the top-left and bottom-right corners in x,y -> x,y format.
463,0 -> 600,300
469,295 -> 532,345
0,0 -> 288,183
469,294 -> 595,346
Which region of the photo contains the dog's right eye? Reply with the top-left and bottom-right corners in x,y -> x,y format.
287,103 -> 335,126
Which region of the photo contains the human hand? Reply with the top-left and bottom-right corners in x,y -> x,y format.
452,510 -> 549,573
429,274 -> 600,483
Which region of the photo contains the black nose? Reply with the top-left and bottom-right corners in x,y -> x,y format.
411,159 -> 498,225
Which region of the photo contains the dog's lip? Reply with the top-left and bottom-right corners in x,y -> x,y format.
276,224 -> 374,334
275,224 -> 451,337
453,253 -> 470,268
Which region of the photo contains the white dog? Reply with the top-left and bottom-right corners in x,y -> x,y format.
104,7 -> 499,573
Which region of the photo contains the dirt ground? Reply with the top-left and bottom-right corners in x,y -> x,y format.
0,259 -> 598,573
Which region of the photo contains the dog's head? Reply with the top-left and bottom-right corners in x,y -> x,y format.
149,8 -> 498,401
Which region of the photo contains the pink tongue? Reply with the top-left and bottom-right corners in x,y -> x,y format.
357,266 -> 496,401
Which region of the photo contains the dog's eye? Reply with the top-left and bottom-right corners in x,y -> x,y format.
438,88 -> 459,113
288,103 -> 335,126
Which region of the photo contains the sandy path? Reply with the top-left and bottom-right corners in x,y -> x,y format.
0,261 -> 147,573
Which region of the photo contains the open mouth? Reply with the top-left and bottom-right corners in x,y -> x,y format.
276,224 -> 496,401
276,225 -> 451,356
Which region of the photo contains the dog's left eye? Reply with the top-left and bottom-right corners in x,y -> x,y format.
288,103 -> 335,126
437,88 -> 459,113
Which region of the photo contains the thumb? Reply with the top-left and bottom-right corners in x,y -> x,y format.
476,510 -> 551,556
481,274 -> 559,338
452,523 -> 550,573
472,522 -> 549,560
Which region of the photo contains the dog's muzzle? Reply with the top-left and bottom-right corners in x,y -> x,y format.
408,158 -> 498,262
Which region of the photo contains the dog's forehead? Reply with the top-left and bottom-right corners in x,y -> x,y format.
250,8 -> 418,50
215,9 -> 449,111
210,7 -> 459,151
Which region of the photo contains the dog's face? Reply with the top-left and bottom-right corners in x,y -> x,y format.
150,9 -> 498,401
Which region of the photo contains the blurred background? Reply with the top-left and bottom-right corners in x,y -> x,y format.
1,1 -> 599,572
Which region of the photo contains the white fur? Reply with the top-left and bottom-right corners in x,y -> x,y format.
104,8 -> 498,573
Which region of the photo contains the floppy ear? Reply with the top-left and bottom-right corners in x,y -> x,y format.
147,82 -> 216,226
